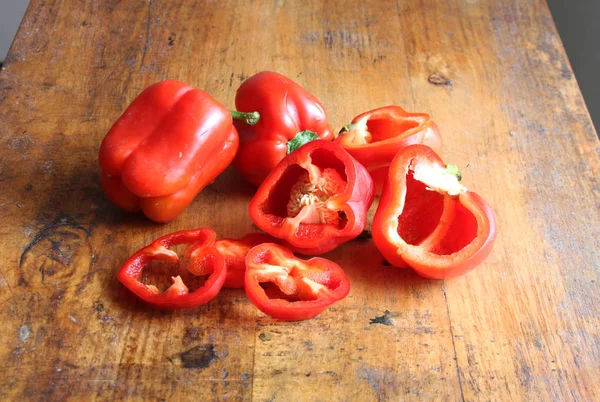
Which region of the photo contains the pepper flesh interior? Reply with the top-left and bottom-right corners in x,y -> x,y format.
397,169 -> 477,254
256,260 -> 335,302
430,200 -> 478,255
258,148 -> 349,231
141,244 -> 209,293
286,168 -> 346,225
346,116 -> 421,145
143,259 -> 207,294
397,171 -> 445,245
366,116 -> 420,142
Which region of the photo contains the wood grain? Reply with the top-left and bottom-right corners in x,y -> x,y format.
1,0 -> 598,400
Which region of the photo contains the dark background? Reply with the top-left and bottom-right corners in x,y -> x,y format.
547,0 -> 599,133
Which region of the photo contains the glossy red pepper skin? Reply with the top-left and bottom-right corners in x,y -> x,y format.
117,229 -> 226,309
249,140 -> 374,255
99,80 -> 238,222
232,71 -> 334,186
213,233 -> 276,288
372,145 -> 496,279
245,243 -> 350,321
336,106 -> 442,194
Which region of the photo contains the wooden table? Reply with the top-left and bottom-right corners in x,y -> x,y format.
1,0 -> 598,400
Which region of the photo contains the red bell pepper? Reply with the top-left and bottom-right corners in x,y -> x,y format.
336,106 -> 442,194
372,145 -> 496,278
245,243 -> 350,320
99,80 -> 238,222
231,71 -> 334,186
249,140 -> 374,255
117,229 -> 226,309
212,233 -> 276,288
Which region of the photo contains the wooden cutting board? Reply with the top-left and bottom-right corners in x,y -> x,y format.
1,0 -> 598,400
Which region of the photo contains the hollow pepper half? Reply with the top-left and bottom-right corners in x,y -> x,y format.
335,106 -> 442,194
231,71 -> 334,186
99,80 -> 238,222
372,145 -> 496,279
117,229 -> 226,309
249,140 -> 374,255
245,243 -> 351,321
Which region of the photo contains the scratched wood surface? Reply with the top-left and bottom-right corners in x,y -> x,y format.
1,0 -> 598,400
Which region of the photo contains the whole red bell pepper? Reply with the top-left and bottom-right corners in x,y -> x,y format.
117,229 -> 226,309
99,80 -> 238,222
372,145 -> 496,278
336,106 -> 442,194
249,140 -> 374,255
231,71 -> 334,186
213,233 -> 276,288
245,243 -> 350,321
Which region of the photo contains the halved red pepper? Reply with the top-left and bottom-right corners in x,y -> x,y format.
249,140 -> 374,255
335,106 -> 442,194
213,233 -> 276,288
245,243 -> 350,320
116,229 -> 226,309
372,145 -> 496,278
231,71 -> 334,186
99,80 -> 238,222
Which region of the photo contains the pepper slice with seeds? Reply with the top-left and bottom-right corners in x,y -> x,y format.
286,168 -> 346,226
245,243 -> 351,320
249,140 -> 374,255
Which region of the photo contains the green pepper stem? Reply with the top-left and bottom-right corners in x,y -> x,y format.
287,130 -> 319,154
445,164 -> 463,181
338,122 -> 359,135
230,110 -> 260,125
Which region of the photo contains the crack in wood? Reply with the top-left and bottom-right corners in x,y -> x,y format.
140,0 -> 153,69
442,282 -> 465,402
